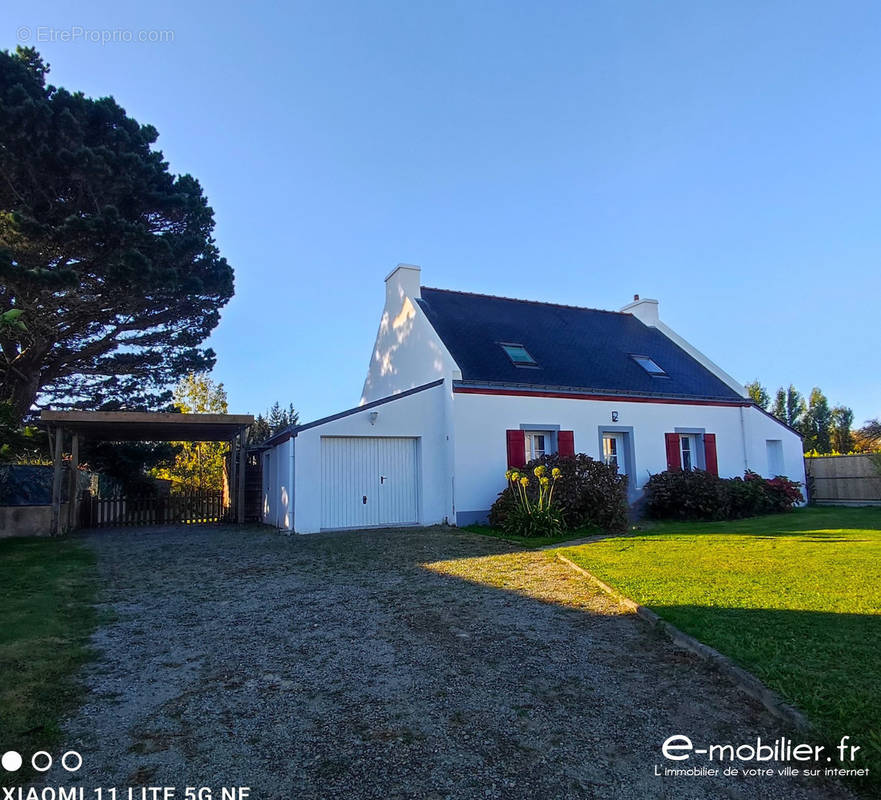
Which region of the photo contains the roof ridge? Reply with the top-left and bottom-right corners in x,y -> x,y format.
419,286 -> 627,316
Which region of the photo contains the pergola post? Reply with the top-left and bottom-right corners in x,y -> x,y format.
66,433 -> 80,532
228,434 -> 238,522
236,428 -> 247,524
49,426 -> 64,536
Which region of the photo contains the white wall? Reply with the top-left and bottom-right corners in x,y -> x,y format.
452,392 -> 804,521
264,381 -> 454,534
360,265 -> 461,404
262,438 -> 293,530
742,406 -> 806,484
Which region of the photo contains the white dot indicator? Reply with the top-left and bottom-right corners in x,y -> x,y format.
1,751 -> 23,771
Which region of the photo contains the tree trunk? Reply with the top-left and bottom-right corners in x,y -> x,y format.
2,365 -> 43,422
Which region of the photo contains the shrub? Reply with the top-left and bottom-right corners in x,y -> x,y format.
645,469 -> 803,521
643,469 -> 729,521
764,474 -> 804,511
489,453 -> 629,535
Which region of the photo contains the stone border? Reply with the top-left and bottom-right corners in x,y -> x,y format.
555,553 -> 810,732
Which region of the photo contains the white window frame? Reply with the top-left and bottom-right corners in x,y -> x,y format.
602,434 -> 620,468
680,434 -> 697,471
524,430 -> 554,462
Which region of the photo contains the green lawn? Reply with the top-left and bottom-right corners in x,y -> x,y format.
557,506 -> 881,784
461,523 -> 602,548
0,536 -> 99,785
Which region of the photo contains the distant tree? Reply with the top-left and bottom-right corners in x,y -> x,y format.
772,385 -> 804,428
152,374 -> 228,491
800,388 -> 832,453
250,414 -> 271,445
267,402 -> 285,433
250,402 -> 299,444
266,401 -> 299,434
830,406 -> 855,453
745,380 -> 770,410
854,418 -> 881,452
0,47 -> 234,422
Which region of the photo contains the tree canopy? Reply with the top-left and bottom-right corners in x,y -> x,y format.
750,379 -> 868,454
152,374 -> 229,492
250,401 -> 299,444
745,379 -> 770,410
771,385 -> 805,429
0,48 -> 234,422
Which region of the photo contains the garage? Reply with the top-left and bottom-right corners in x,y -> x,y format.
260,380 -> 450,534
321,436 -> 419,529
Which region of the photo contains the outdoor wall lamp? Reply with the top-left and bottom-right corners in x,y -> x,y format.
611,411 -> 619,422
368,411 -> 379,425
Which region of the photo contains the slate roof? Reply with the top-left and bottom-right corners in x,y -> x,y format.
415,287 -> 744,401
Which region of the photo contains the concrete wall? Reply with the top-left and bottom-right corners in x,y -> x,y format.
452,391 -> 805,523
0,504 -> 70,538
360,265 -> 461,405
264,381 -> 454,534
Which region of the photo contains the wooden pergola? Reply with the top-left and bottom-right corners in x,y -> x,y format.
40,410 -> 254,534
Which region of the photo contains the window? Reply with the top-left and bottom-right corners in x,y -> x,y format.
500,343 -> 537,367
680,434 -> 696,470
766,439 -> 784,476
602,435 -> 619,468
525,430 -> 553,461
630,355 -> 667,376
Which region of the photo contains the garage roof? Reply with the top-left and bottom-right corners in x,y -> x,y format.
39,410 -> 253,442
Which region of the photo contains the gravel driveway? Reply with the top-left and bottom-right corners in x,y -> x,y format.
53,525 -> 852,800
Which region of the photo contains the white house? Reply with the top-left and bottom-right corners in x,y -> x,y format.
261,264 -> 804,533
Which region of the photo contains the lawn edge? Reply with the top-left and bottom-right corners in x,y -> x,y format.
458,527 -> 595,549
554,553 -> 811,732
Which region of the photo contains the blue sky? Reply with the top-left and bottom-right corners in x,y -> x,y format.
13,1 -> 881,424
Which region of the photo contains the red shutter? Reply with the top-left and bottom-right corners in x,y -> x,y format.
665,433 -> 680,471
703,433 -> 718,476
558,430 -> 575,458
506,429 -> 526,468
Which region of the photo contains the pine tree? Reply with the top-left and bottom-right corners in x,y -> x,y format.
0,48 -> 234,422
266,401 -> 299,434
267,402 -> 285,433
250,414 -> 271,444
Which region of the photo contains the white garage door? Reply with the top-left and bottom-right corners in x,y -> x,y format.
321,437 -> 419,530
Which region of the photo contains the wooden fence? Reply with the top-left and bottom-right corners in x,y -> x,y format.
81,490 -> 227,527
805,454 -> 881,505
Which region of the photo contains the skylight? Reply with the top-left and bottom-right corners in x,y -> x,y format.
500,343 -> 537,367
631,355 -> 667,376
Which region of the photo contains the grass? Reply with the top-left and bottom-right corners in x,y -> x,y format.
461,523 -> 602,548
556,506 -> 881,786
0,536 -> 99,785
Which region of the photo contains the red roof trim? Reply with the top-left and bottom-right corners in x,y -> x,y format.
453,385 -> 751,408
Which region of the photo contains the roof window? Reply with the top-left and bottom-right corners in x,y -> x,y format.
631,355 -> 667,376
500,343 -> 538,367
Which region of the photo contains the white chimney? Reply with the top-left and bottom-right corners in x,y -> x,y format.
385,263 -> 421,305
620,293 -> 659,326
